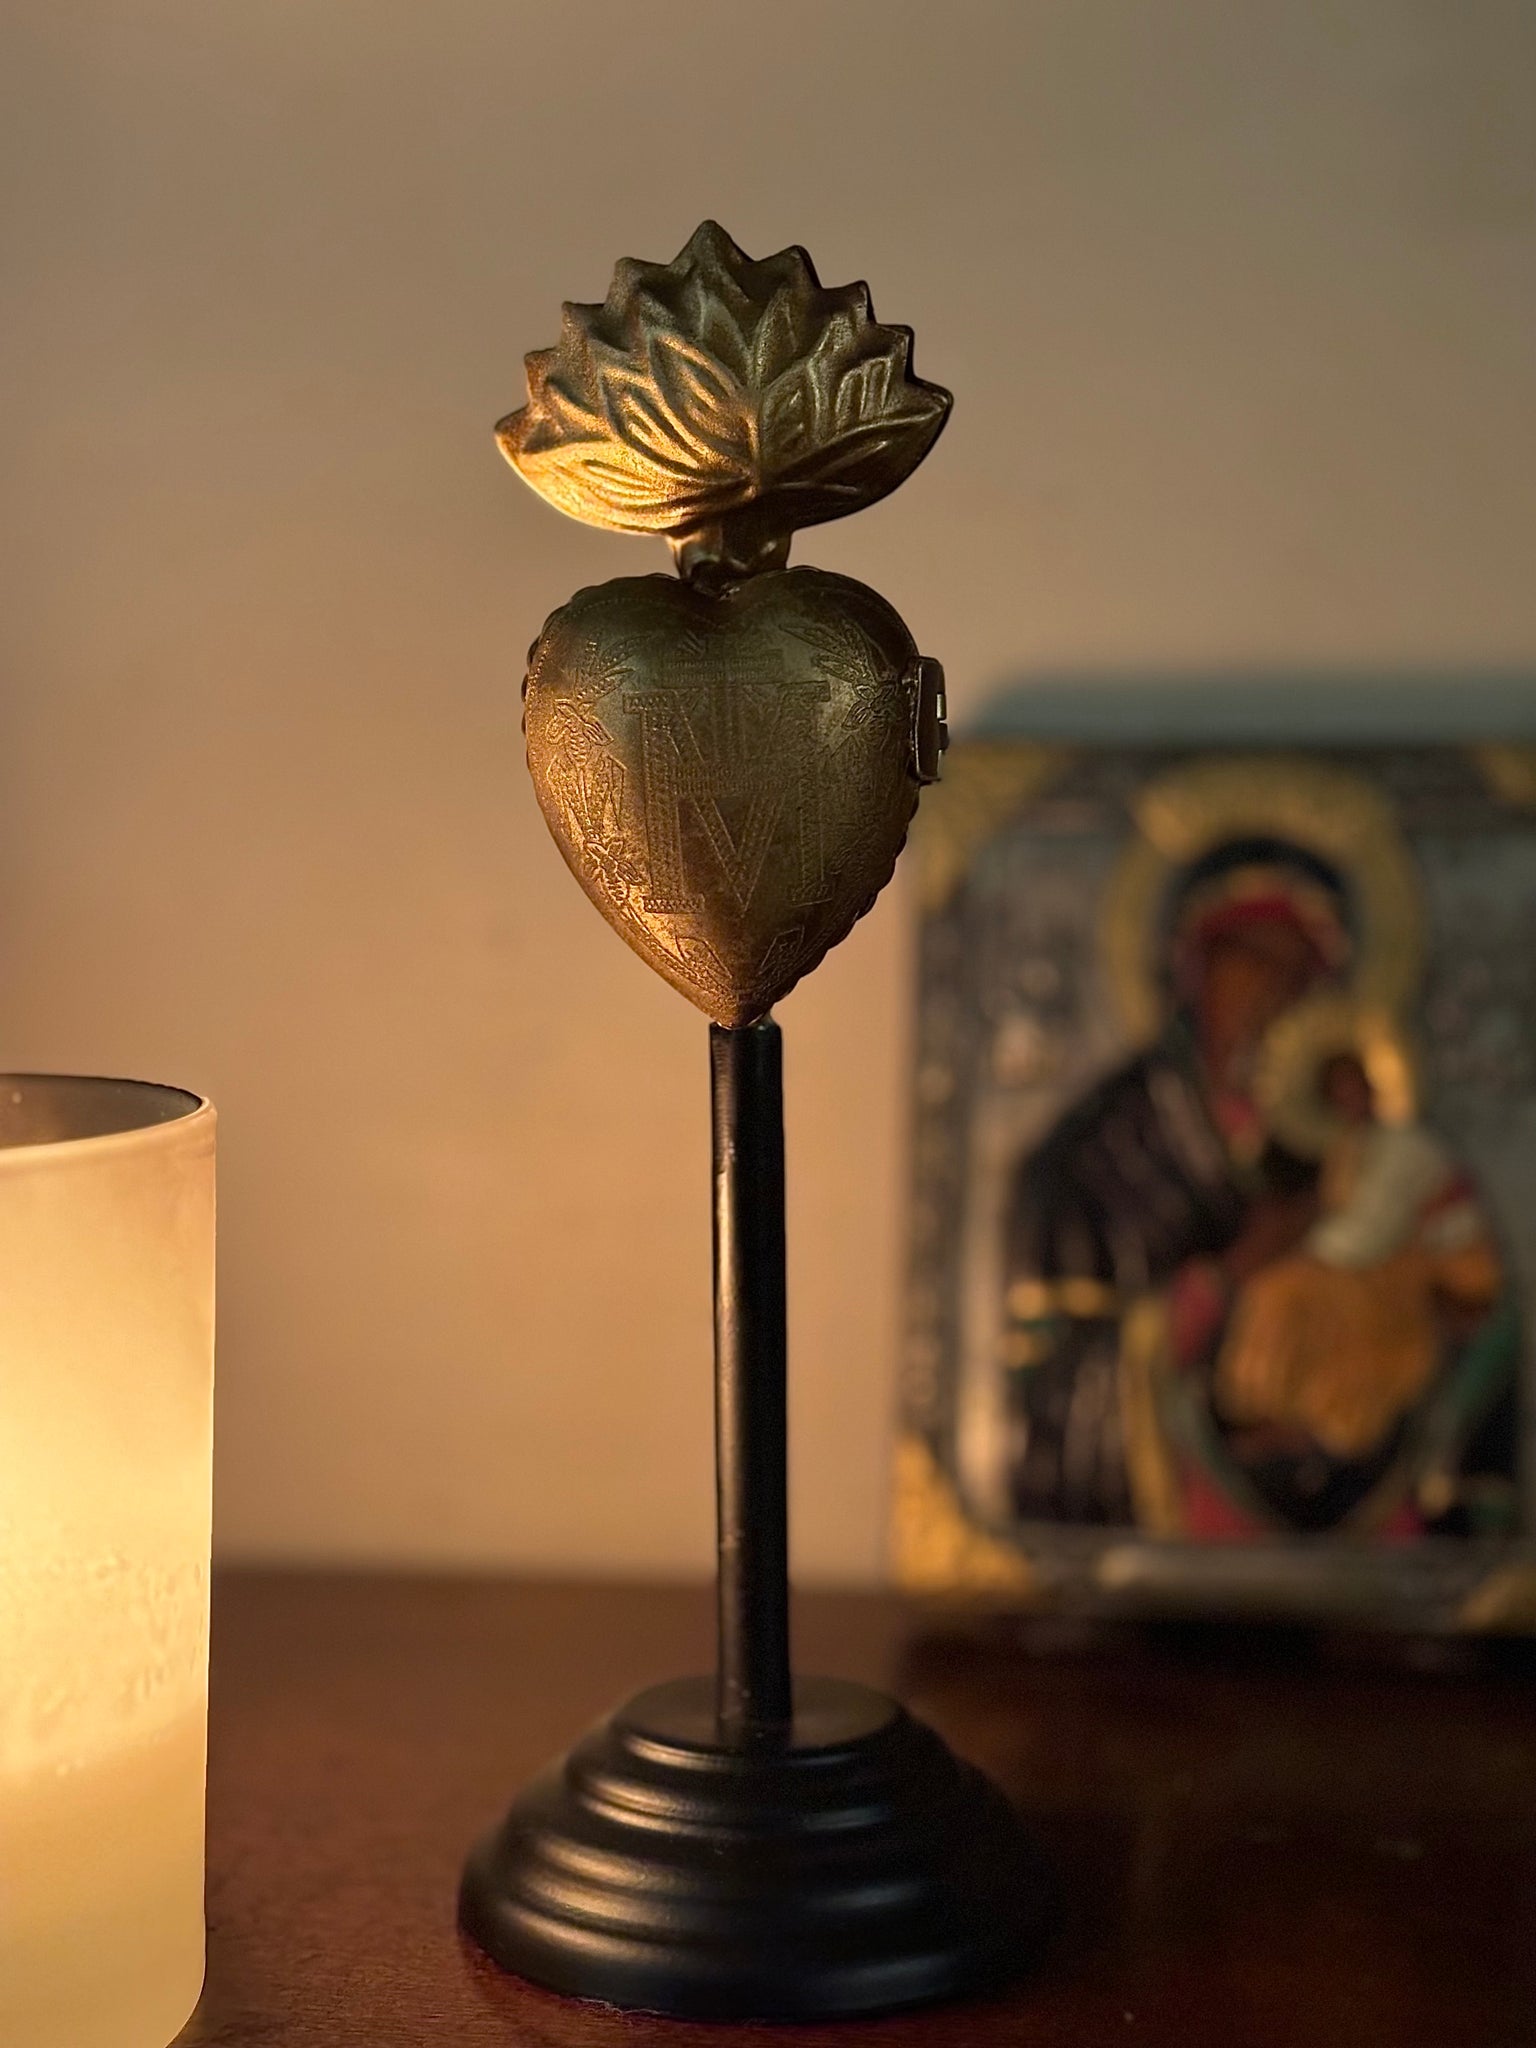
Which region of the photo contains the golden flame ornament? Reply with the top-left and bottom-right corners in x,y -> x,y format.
502,222 -> 951,1026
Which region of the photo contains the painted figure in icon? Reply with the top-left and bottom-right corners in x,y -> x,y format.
1002,835 -> 1518,1538
1219,1039 -> 1501,1472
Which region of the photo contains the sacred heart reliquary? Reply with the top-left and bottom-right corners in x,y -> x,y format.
456,224 -> 1049,2021
512,219 -> 949,1026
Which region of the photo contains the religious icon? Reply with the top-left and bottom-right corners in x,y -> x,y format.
898,734 -> 1536,1627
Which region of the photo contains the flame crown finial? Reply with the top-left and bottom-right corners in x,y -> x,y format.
498,221 -> 952,579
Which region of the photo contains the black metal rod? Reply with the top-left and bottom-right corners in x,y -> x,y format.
710,1018 -> 793,1738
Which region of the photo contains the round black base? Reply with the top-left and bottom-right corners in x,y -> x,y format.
459,1675 -> 1050,2021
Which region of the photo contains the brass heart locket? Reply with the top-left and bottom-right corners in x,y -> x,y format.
525,568 -> 944,1025
500,223 -> 952,1022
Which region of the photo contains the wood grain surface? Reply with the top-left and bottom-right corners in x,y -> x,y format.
180,1574 -> 1536,2048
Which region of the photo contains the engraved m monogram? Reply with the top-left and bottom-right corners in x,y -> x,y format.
624,679 -> 832,914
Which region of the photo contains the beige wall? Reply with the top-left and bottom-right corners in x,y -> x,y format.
1,2 -> 1532,1581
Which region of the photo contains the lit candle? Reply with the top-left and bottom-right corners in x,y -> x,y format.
0,1077 -> 215,2048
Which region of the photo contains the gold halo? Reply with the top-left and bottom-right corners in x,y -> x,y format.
1252,995 -> 1419,1159
1099,754 -> 1424,1041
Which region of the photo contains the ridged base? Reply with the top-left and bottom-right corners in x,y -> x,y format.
459,1675 -> 1049,2021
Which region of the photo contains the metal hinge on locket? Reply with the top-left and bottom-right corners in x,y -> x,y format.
908,654 -> 949,785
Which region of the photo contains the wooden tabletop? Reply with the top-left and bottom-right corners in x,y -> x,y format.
184,1573 -> 1536,2048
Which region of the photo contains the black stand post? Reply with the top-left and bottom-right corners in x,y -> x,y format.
459,1020 -> 1050,2021
711,1019 -> 792,1737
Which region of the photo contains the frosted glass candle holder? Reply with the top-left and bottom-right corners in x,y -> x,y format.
0,1077 -> 215,2048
